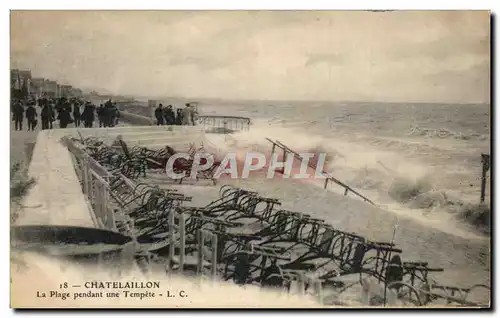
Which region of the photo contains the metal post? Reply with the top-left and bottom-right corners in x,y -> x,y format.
98,183 -> 106,228
103,176 -> 116,231
100,182 -> 107,227
298,272 -> 305,296
95,181 -> 102,223
324,178 -> 329,189
315,279 -> 323,305
211,234 -> 218,280
179,213 -> 185,274
197,230 -> 204,276
480,153 -> 490,203
168,211 -> 174,273
361,278 -> 371,305
82,157 -> 90,195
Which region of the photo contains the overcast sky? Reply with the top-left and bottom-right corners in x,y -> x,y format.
10,10 -> 490,103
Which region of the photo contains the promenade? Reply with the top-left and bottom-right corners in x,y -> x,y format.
10,117 -> 108,227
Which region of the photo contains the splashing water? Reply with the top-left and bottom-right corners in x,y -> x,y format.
203,102 -> 490,237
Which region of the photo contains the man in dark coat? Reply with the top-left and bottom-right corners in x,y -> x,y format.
48,103 -> 55,129
25,102 -> 37,131
82,103 -> 95,128
102,100 -> 115,127
164,105 -> 175,125
73,102 -> 81,127
12,102 -> 24,131
155,104 -> 165,125
97,104 -> 105,127
104,102 -> 118,127
175,108 -> 183,125
58,106 -> 71,129
41,104 -> 51,130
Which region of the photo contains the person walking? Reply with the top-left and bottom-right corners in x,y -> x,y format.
164,105 -> 175,125
58,106 -> 71,129
182,103 -> 194,126
175,108 -> 183,125
25,102 -> 37,131
73,102 -> 81,127
41,104 -> 51,130
82,102 -> 95,128
48,103 -> 55,129
97,104 -> 105,127
103,100 -> 116,127
155,104 -> 165,125
12,102 -> 24,131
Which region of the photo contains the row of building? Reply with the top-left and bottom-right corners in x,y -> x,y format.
11,69 -> 83,100
11,68 -> 148,111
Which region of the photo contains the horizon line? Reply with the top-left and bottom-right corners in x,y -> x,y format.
99,94 -> 490,106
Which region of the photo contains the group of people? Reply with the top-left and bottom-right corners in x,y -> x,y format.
12,97 -> 199,132
154,103 -> 199,126
11,99 -> 38,131
11,97 -> 121,131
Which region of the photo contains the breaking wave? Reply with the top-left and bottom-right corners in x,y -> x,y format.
215,120 -> 489,233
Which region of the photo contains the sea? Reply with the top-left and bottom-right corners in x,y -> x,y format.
202,102 -> 490,205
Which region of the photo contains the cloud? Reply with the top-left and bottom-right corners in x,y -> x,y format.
168,56 -> 229,70
10,10 -> 490,103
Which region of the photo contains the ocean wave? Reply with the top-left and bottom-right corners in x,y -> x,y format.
387,177 -> 490,233
405,126 -> 488,141
221,122 -> 488,232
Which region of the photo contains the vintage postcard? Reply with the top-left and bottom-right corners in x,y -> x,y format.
10,10 -> 491,308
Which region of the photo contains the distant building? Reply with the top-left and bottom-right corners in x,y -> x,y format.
11,69 -> 20,90
43,80 -> 58,97
18,70 -> 32,95
10,69 -> 86,101
11,69 -> 32,98
60,85 -> 73,98
30,77 -> 45,96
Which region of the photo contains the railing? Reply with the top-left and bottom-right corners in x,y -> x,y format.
62,136 -> 116,230
119,103 -> 252,132
197,229 -> 218,281
266,138 -> 376,206
199,115 -> 251,132
61,135 -> 325,304
62,135 -> 221,279
168,208 -> 186,274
